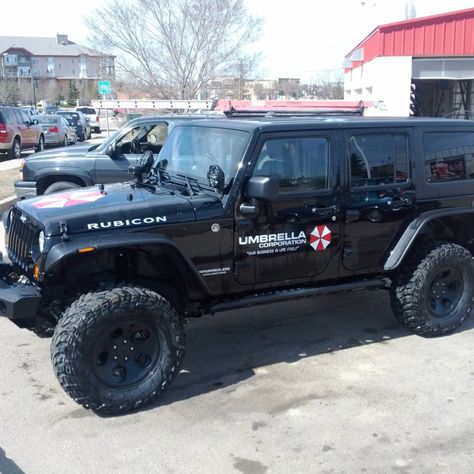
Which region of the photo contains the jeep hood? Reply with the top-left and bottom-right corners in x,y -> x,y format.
16,182 -> 196,236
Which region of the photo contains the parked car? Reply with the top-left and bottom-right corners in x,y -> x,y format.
56,110 -> 91,141
37,114 -> 77,148
76,106 -> 100,133
15,114 -> 210,196
0,105 -> 45,159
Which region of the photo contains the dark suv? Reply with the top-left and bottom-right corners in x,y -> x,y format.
0,106 -> 44,159
1,116 -> 474,414
14,114 -> 212,197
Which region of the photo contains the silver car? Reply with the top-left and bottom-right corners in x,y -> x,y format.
37,114 -> 77,148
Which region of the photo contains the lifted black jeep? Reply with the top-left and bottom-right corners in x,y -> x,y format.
2,116 -> 474,414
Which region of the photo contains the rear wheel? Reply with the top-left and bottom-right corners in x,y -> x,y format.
391,241 -> 474,337
64,135 -> 69,147
8,138 -> 21,159
51,286 -> 185,414
44,181 -> 81,194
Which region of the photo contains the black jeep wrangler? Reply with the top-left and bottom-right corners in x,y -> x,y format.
1,116 -> 474,414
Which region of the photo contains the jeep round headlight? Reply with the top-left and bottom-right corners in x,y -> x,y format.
38,231 -> 45,253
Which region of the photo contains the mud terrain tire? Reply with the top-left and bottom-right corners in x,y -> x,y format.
391,241 -> 474,337
51,286 -> 185,414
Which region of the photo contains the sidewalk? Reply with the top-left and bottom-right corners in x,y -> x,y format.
0,158 -> 22,171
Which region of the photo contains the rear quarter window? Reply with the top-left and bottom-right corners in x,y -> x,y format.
424,132 -> 474,182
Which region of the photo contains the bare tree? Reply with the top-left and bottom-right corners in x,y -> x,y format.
405,0 -> 416,19
310,71 -> 344,100
85,0 -> 262,99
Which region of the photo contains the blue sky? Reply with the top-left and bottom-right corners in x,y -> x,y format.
2,0 -> 474,82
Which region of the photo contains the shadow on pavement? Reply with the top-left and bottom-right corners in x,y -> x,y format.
0,447 -> 26,474
123,289 -> 474,414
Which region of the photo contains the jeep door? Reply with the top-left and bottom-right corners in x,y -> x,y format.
94,122 -> 168,183
342,128 -> 416,271
235,131 -> 343,286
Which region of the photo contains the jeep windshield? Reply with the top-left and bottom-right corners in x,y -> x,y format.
157,125 -> 249,186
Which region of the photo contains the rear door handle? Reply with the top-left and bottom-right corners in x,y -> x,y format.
311,205 -> 339,218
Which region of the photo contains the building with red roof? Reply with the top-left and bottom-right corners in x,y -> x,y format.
343,8 -> 474,117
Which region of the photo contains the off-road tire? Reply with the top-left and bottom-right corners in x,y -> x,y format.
44,181 -> 81,194
50,286 -> 185,414
391,241 -> 474,337
8,138 -> 21,159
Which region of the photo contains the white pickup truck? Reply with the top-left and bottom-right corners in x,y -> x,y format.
75,106 -> 101,133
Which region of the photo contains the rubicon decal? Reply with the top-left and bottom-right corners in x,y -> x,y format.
32,190 -> 105,209
87,216 -> 167,230
310,225 -> 332,251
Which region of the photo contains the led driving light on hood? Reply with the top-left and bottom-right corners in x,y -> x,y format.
38,231 -> 45,253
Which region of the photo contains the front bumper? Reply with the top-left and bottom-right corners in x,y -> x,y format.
0,264 -> 41,319
14,180 -> 37,199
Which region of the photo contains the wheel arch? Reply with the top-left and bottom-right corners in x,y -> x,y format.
384,208 -> 474,271
36,170 -> 92,194
43,233 -> 209,309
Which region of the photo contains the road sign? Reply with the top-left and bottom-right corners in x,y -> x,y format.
98,80 -> 112,95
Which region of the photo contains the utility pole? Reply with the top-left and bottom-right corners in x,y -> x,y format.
238,59 -> 243,100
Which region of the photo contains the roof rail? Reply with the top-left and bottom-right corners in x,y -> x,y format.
218,100 -> 368,117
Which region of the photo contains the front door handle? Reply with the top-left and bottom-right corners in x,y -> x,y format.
346,210 -> 361,223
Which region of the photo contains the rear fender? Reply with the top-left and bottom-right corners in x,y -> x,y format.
384,208 -> 474,271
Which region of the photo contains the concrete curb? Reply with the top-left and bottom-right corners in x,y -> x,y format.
0,195 -> 16,214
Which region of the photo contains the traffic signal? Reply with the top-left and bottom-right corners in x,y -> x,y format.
409,83 -> 419,116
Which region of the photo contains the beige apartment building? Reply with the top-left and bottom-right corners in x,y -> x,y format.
0,34 -> 114,104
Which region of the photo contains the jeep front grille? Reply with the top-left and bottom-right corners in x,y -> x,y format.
7,209 -> 40,271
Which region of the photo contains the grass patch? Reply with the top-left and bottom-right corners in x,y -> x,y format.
0,168 -> 19,200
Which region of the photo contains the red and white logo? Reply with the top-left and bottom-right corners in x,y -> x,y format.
32,190 -> 105,209
310,225 -> 332,251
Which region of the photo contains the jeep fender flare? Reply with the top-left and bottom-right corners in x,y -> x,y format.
34,167 -> 94,187
44,232 -> 209,299
384,207 -> 474,271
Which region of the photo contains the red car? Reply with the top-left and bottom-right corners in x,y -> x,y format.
0,106 -> 45,159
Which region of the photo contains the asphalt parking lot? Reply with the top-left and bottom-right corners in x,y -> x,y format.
1,289 -> 474,473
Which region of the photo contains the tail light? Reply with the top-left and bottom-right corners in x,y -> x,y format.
48,126 -> 60,133
96,116 -> 99,123
0,123 -> 9,142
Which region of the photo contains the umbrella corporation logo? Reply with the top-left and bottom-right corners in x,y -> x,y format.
239,225 -> 332,256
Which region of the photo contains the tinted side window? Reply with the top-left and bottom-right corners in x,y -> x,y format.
424,132 -> 474,182
3,108 -> 18,124
350,134 -> 409,188
14,110 -> 24,124
19,110 -> 30,123
254,137 -> 329,193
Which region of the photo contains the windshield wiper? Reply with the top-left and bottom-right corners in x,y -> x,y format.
160,172 -> 214,195
176,174 -> 196,196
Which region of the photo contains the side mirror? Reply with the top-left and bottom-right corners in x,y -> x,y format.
32,119 -> 39,125
240,176 -> 279,215
106,142 -> 117,157
245,176 -> 279,201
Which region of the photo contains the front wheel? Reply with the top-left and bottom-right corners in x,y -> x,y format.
51,286 -> 185,414
391,241 -> 474,337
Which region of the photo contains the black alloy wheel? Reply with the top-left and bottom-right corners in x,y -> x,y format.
92,320 -> 161,388
427,266 -> 463,318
